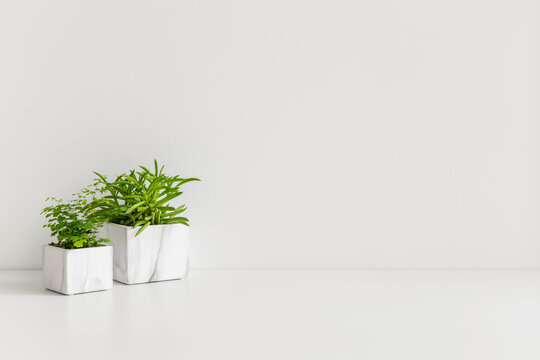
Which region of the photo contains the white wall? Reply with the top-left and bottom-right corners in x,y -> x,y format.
1,0 -> 539,270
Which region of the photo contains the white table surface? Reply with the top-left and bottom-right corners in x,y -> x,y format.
1,270 -> 539,360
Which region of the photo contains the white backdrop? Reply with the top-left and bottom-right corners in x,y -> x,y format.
1,0 -> 539,270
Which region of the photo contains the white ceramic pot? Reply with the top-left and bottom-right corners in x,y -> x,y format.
99,223 -> 190,285
42,245 -> 113,295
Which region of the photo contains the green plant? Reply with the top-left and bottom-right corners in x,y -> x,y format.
90,160 -> 200,236
41,185 -> 109,249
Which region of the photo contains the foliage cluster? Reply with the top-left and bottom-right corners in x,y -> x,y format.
90,160 -> 200,236
41,186 -> 109,249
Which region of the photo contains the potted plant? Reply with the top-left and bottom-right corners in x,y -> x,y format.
41,186 -> 112,295
91,160 -> 200,285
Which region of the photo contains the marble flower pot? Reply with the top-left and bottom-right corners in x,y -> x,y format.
99,223 -> 190,285
42,245 -> 113,295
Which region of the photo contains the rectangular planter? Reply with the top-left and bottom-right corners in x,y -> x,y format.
99,223 -> 190,284
42,245 -> 113,295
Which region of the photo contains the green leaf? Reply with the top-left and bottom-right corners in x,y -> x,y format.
133,220 -> 147,228
162,206 -> 186,217
162,217 -> 189,225
175,178 -> 201,186
126,201 -> 146,213
156,192 -> 182,206
139,166 -> 152,174
93,171 -> 108,183
73,239 -> 86,248
135,222 -> 150,236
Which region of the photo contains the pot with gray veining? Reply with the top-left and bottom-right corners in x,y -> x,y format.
99,223 -> 189,285
42,245 -> 113,295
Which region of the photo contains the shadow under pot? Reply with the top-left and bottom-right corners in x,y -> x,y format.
99,223 -> 190,285
42,245 -> 113,295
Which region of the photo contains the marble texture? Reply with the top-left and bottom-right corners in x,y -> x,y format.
42,245 -> 113,295
100,223 -> 190,284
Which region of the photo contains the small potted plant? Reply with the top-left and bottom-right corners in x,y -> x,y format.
41,186 -> 112,295
91,160 -> 200,285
